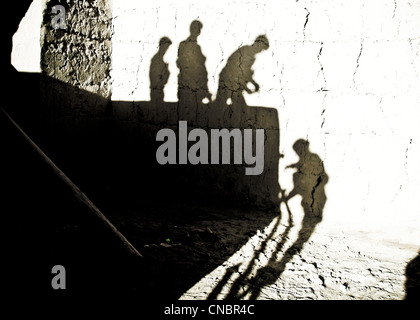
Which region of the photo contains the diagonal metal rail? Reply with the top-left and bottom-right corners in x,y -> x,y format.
1,107 -> 143,258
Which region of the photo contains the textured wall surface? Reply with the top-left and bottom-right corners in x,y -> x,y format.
8,0 -> 417,301
37,0 -> 420,243
111,0 -> 420,244
41,0 -> 112,118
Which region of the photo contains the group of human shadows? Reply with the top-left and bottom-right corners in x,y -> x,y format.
149,20 -> 269,111
150,20 -> 329,299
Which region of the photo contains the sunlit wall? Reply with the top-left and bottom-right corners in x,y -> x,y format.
111,0 -> 420,244
12,0 -> 420,244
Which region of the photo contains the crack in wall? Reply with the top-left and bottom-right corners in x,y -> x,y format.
352,41 -> 364,89
303,7 -> 310,40
310,175 -> 323,213
392,0 -> 397,19
320,92 -> 327,129
404,138 -> 412,176
317,42 -> 327,91
279,63 -> 286,108
392,138 -> 412,202
378,97 -> 395,135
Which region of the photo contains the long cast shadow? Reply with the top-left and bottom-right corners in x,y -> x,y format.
6,59 -> 279,304
3,12 -> 329,301
211,139 -> 328,300
247,139 -> 328,299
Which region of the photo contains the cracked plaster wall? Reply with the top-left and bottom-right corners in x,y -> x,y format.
38,0 -> 420,244
111,0 -> 420,244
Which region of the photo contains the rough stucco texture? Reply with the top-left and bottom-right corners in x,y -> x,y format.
41,0 -> 112,118
111,0 -> 420,242
40,0 -> 420,243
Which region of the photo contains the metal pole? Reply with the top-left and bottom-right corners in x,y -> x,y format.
0,107 -> 143,258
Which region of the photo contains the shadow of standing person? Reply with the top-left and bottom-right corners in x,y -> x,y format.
284,139 -> 328,221
176,20 -> 211,124
215,35 -> 269,126
150,37 -> 172,105
242,139 -> 328,299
